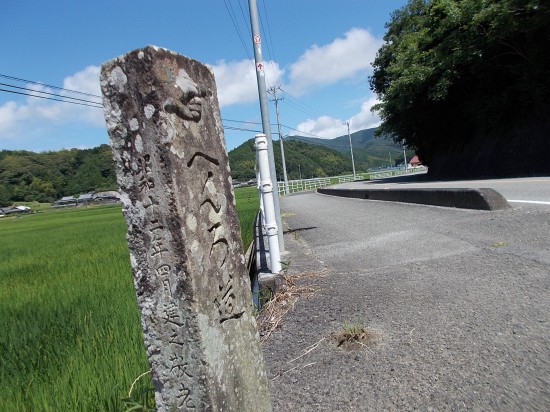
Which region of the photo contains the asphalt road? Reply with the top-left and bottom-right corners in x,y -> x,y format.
263,187 -> 550,411
336,173 -> 550,204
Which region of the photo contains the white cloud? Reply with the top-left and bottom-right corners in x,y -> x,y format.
349,95 -> 381,131
211,59 -> 283,107
0,66 -> 104,139
0,101 -> 23,134
296,115 -> 346,139
296,95 -> 381,138
288,28 -> 382,95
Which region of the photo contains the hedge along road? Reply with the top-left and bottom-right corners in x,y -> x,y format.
337,174 -> 550,205
263,190 -> 550,411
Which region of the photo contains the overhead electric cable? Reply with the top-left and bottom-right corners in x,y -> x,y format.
237,0 -> 252,38
223,0 -> 252,61
222,125 -> 264,133
0,73 -> 102,99
0,82 -> 103,106
257,0 -> 278,89
280,87 -> 328,117
260,0 -> 278,68
0,88 -> 103,108
221,118 -> 279,128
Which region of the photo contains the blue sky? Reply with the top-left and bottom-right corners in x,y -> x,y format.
0,0 -> 407,152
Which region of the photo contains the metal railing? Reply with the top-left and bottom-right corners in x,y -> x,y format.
277,177 -> 331,195
368,166 -> 427,180
276,167 -> 427,196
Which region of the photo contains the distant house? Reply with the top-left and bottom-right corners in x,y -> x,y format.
409,155 -> 422,167
53,192 -> 121,208
54,196 -> 77,207
77,193 -> 94,205
94,191 -> 120,201
94,191 -> 121,204
0,206 -> 31,216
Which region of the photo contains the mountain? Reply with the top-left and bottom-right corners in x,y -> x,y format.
286,127 -> 415,171
228,127 -> 415,181
228,138 -> 353,181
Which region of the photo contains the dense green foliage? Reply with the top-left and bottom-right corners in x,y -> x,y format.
228,129 -> 411,181
0,189 -> 259,411
0,144 -> 117,206
370,0 -> 550,168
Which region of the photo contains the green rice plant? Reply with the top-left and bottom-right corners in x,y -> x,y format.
0,191 -> 259,411
0,205 -> 152,411
233,186 -> 260,250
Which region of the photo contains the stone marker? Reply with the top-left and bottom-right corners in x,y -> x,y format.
100,46 -> 272,412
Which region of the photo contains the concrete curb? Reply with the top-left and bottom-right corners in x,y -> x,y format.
317,187 -> 511,211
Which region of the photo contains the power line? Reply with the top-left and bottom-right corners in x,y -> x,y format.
0,73 -> 102,99
0,88 -> 104,109
258,0 -> 279,88
221,118 -> 280,128
260,0 -> 277,61
223,0 -> 252,61
223,125 -> 263,133
0,73 -> 351,147
280,87 -> 328,118
237,0 -> 252,38
0,82 -> 103,106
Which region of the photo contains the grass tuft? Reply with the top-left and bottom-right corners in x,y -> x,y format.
331,320 -> 379,351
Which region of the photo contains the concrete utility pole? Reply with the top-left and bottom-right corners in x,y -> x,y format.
344,121 -> 357,180
268,86 -> 289,195
402,140 -> 408,172
255,134 -> 282,274
248,0 -> 284,251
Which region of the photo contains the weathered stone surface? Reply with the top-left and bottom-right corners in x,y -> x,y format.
100,46 -> 271,412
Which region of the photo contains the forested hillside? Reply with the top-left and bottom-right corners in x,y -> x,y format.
1,127 -> 413,206
228,138 -> 352,181
0,145 -> 117,206
287,128 -> 414,171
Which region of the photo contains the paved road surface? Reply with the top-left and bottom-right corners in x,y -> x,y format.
263,188 -> 550,411
336,173 -> 550,204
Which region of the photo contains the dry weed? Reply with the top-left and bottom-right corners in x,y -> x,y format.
256,271 -> 324,343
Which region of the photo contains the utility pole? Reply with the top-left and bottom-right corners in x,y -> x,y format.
389,152 -> 392,168
402,140 -> 408,172
268,85 -> 289,195
344,121 -> 356,180
248,0 -> 284,251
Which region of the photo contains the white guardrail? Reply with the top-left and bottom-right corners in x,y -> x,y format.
276,167 -> 427,196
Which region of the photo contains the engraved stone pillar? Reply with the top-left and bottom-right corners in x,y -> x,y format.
100,46 -> 272,412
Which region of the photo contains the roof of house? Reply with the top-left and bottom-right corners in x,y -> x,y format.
78,193 -> 94,200
95,191 -> 120,199
409,155 -> 422,165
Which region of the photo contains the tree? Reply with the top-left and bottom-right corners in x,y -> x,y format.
370,0 -> 550,174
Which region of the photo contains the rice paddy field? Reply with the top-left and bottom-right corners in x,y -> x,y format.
0,186 -> 259,411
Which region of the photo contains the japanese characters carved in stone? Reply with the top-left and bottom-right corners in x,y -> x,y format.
100,46 -> 271,412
